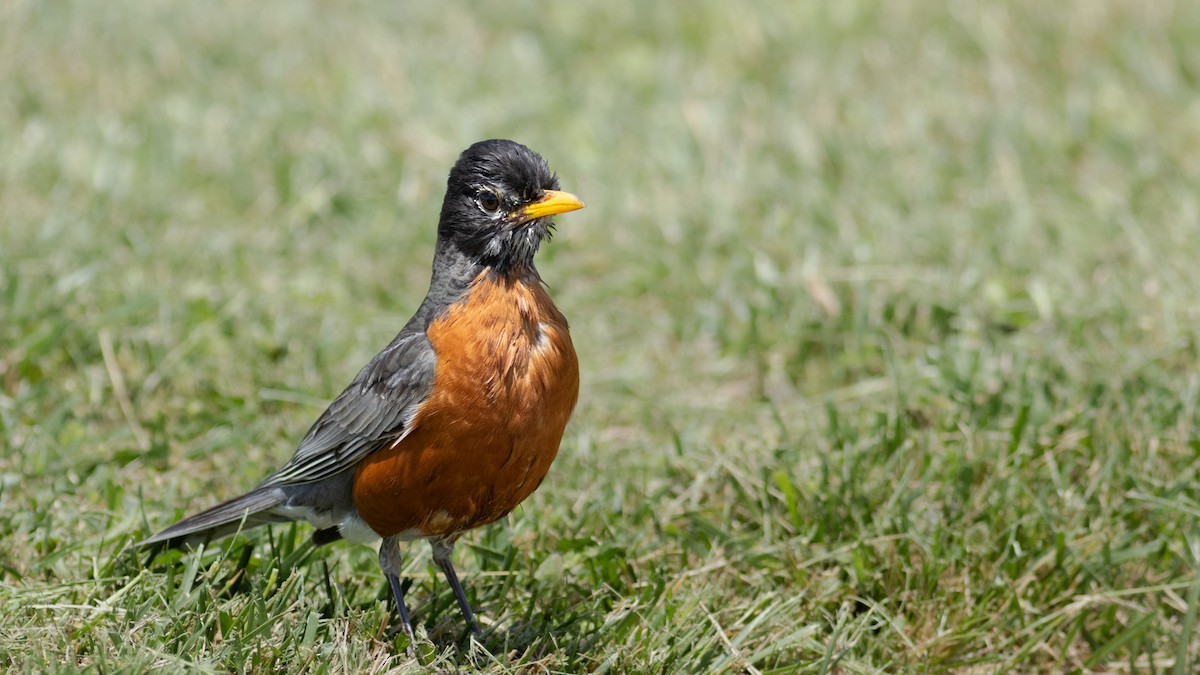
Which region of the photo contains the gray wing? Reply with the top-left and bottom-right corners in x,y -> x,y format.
261,330 -> 436,486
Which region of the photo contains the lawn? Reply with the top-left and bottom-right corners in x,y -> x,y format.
3,0 -> 1200,672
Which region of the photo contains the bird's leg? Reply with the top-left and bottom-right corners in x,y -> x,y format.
378,535 -> 415,641
431,537 -> 482,637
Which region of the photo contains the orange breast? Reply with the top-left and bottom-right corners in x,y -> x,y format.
352,271 -> 579,539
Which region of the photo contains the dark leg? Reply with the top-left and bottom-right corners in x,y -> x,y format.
378,536 -> 415,641
431,538 -> 482,637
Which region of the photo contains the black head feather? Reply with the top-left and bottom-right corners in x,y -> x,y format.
437,139 -> 563,273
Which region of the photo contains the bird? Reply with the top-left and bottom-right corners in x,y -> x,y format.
138,139 -> 585,642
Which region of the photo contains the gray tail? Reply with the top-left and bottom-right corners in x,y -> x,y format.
137,487 -> 289,549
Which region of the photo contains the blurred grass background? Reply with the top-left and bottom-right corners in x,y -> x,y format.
3,0 -> 1200,671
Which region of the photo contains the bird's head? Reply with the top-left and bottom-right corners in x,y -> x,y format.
437,139 -> 584,274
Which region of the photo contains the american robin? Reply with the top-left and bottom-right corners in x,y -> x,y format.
139,139 -> 585,641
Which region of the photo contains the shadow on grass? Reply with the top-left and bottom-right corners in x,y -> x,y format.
132,522 -> 613,668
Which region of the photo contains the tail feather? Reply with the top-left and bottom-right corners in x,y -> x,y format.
138,487 -> 289,549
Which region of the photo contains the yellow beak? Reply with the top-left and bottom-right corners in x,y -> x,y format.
517,190 -> 585,223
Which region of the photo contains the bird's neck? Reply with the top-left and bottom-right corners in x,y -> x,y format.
411,241 -> 540,330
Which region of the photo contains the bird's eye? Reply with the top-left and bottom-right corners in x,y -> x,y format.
478,191 -> 501,213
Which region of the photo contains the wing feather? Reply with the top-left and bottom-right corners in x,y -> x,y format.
261,330 -> 436,486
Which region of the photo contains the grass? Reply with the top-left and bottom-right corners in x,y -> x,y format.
2,0 -> 1200,671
